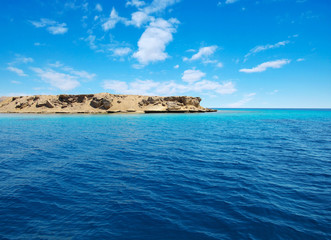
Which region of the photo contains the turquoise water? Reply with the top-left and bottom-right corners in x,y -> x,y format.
0,109 -> 330,239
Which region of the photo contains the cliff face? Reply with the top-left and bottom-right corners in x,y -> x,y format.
0,93 -> 216,114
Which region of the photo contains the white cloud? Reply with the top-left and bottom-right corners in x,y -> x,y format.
102,7 -> 124,31
244,40 -> 290,60
186,45 -> 218,61
31,68 -> 80,91
297,58 -> 305,62
102,0 -> 178,30
31,65 -> 95,91
133,18 -> 179,65
228,93 -> 256,108
127,11 -> 151,27
126,0 -> 146,8
182,69 -> 206,84
174,64 -> 179,69
61,67 -> 96,80
103,78 -> 236,96
103,80 -> 130,94
11,81 -> 22,84
239,59 -> 291,73
216,62 -> 224,68
95,3 -> 103,12
34,42 -> 45,46
144,0 -> 179,14
30,18 -> 68,35
47,23 -> 68,34
7,67 -> 27,77
225,0 -> 238,4
112,47 -> 132,56
84,35 -> 97,49
193,80 -> 236,94
15,56 -> 33,64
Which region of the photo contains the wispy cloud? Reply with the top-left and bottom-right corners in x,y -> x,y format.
102,7 -> 126,30
31,68 -> 80,91
133,18 -> 179,65
184,45 -> 218,61
103,78 -> 236,96
225,0 -> 238,4
144,0 -> 179,14
7,67 -> 27,77
182,69 -> 206,83
30,18 -> 68,35
126,0 -> 146,8
103,67 -> 236,96
102,0 -> 178,30
228,93 -> 256,107
6,55 -> 34,77
112,47 -> 132,57
183,45 -> 223,67
244,40 -> 290,61
31,64 -> 95,91
239,59 -> 291,73
11,81 -> 22,84
95,3 -> 103,12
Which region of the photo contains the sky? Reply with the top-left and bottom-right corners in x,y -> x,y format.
1,0 -> 330,108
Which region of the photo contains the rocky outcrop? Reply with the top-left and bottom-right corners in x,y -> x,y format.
0,93 -> 217,114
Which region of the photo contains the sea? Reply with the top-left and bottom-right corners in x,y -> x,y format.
0,109 -> 330,240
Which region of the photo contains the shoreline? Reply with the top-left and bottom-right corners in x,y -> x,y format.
0,93 -> 217,114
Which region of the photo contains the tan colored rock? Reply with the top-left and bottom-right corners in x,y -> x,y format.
0,93 -> 216,114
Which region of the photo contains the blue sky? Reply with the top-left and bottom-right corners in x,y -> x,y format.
1,0 -> 330,108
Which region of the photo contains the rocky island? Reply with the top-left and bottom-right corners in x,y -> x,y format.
0,93 -> 216,114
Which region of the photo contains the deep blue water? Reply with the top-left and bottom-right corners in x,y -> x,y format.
0,109 -> 330,240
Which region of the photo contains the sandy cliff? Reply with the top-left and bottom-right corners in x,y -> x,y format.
0,93 -> 216,114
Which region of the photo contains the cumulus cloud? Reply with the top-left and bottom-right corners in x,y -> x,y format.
239,59 -> 291,73
181,69 -> 206,84
127,11 -> 151,27
7,67 -> 27,77
228,93 -> 256,108
185,45 -> 218,61
31,64 -> 95,91
244,40 -> 290,60
133,18 -> 179,65
174,64 -> 179,69
30,18 -> 68,35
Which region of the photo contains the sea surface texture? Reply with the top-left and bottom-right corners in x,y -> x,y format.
0,109 -> 330,240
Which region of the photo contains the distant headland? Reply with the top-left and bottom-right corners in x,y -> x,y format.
0,93 -> 216,114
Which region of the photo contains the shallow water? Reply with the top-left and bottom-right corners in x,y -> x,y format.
0,109 -> 330,239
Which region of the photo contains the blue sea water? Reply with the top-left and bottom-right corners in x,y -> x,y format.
0,109 -> 330,240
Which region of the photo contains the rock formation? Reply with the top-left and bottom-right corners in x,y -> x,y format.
0,93 -> 217,114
